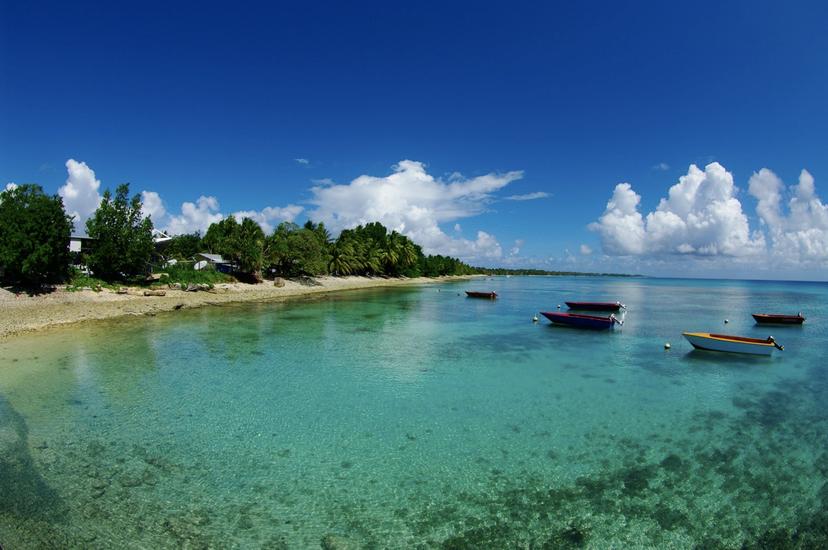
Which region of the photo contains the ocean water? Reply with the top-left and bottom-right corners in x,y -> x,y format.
1,276 -> 827,549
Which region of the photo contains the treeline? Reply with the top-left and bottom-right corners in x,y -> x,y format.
0,182 -> 476,287
475,267 -> 639,277
169,220 -> 478,281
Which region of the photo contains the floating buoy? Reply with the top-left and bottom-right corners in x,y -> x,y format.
664,342 -> 671,350
532,315 -> 539,323
557,304 -> 561,309
724,319 -> 729,324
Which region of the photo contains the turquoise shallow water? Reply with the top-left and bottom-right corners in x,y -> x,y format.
1,276 -> 828,548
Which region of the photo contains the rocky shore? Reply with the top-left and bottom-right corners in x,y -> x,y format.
0,275 -> 475,339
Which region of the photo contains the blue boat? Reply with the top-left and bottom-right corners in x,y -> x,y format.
540,311 -> 621,330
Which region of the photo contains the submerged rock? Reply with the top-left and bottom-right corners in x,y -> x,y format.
320,534 -> 357,550
0,395 -> 63,518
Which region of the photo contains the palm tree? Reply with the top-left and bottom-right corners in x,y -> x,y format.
399,238 -> 419,270
363,244 -> 382,275
381,231 -> 403,274
329,242 -> 355,275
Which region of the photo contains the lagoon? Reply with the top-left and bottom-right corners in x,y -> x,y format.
1,276 -> 827,548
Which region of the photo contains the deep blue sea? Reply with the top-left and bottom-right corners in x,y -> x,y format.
1,276 -> 827,548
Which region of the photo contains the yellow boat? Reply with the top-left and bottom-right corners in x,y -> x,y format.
682,332 -> 783,356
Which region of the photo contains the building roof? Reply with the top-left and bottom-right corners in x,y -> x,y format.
196,253 -> 229,264
152,229 -> 172,243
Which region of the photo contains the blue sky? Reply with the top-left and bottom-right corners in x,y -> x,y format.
2,1 -> 827,279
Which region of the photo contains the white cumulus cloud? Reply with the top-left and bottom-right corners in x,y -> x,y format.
308,160 -> 522,261
141,190 -> 167,222
58,159 -> 103,232
749,168 -> 828,264
580,244 -> 593,255
232,205 -> 304,234
163,196 -> 225,235
294,158 -> 309,165
506,191 -> 550,201
590,162 -> 765,258
140,191 -> 303,235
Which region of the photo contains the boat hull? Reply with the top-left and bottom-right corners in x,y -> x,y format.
465,291 -> 497,299
683,332 -> 777,356
541,312 -> 617,330
752,313 -> 805,325
565,301 -> 624,312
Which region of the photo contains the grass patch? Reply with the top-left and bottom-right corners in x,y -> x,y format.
156,264 -> 235,287
66,271 -> 120,292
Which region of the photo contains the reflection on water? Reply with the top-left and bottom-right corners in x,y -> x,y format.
1,277 -> 827,548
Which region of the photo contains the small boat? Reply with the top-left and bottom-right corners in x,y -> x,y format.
752,313 -> 805,325
682,332 -> 784,356
565,301 -> 625,312
465,291 -> 497,299
540,311 -> 621,330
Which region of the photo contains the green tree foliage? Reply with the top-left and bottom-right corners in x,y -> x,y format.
207,217 -> 478,280
164,232 -> 202,260
202,216 -> 265,280
235,217 -> 266,276
202,217 -> 238,256
86,183 -> 154,281
419,254 -> 477,277
329,223 -> 422,276
266,222 -> 330,277
0,184 -> 73,286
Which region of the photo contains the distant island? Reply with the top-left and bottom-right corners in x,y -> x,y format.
472,267 -> 641,277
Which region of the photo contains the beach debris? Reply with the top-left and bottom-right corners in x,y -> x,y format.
145,273 -> 166,282
183,283 -> 212,292
664,342 -> 671,350
173,303 -> 184,310
116,287 -> 129,294
274,277 -> 286,288
143,290 -> 166,297
168,282 -> 183,290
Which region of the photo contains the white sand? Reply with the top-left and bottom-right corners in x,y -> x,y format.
0,276 -> 475,339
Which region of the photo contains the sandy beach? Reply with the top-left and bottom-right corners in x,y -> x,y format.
0,275 -> 476,339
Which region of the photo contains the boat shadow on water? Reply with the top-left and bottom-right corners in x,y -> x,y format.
681,349 -> 777,367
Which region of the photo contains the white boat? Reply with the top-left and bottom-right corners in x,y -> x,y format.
682,332 -> 783,356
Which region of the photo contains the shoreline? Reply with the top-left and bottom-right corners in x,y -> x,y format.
0,275 -> 479,340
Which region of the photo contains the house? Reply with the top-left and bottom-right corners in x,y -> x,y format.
194,253 -> 234,273
69,234 -> 95,254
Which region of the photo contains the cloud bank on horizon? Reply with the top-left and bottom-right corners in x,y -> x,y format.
590,162 -> 828,267
308,160 -> 523,260
57,159 -> 304,235
55,158 -> 530,262
51,157 -> 827,270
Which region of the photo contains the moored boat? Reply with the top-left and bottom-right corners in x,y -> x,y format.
752,313 -> 805,325
565,301 -> 625,312
682,332 -> 783,356
540,311 -> 621,330
465,291 -> 497,299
